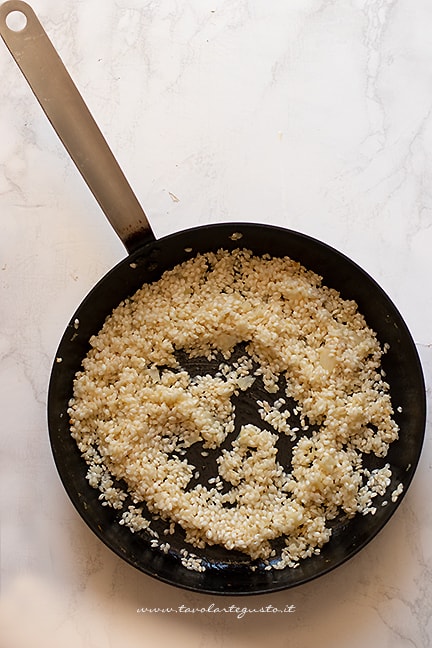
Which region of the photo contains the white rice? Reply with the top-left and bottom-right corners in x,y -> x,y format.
68,248 -> 401,570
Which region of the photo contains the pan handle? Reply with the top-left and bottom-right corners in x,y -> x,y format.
0,0 -> 155,253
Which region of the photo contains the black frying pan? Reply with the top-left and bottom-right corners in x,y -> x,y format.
0,1 -> 426,596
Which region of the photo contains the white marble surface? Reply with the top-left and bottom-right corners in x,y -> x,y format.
1,0 -> 432,646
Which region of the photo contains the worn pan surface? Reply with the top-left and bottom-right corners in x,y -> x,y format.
1,1 -> 426,595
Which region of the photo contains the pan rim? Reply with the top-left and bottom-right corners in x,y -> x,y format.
47,221 -> 427,595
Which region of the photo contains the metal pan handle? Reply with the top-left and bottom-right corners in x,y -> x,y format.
0,0 -> 155,253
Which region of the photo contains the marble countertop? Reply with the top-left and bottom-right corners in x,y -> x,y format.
1,1 -> 431,646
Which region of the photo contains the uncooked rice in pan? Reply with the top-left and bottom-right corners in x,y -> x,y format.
68,248 -> 401,571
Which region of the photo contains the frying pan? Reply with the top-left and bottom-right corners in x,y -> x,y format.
0,0 -> 426,595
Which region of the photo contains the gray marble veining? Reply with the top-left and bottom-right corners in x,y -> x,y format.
1,1 -> 431,646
